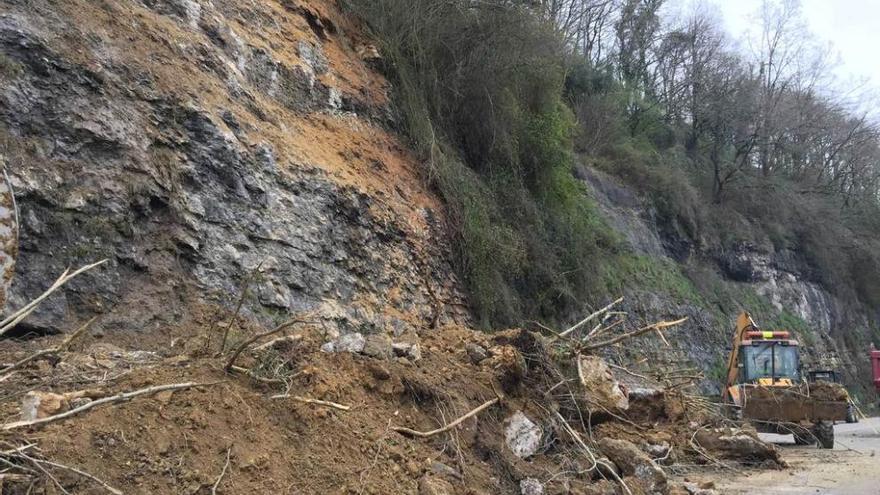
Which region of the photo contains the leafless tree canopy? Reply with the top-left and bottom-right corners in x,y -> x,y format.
538,0 -> 880,204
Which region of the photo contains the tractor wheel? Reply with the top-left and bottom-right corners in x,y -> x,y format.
792,425 -> 816,446
846,403 -> 858,424
812,421 -> 834,449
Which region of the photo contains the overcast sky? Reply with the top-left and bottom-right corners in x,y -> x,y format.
665,0 -> 880,103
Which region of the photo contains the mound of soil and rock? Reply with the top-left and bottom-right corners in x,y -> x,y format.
0,315 -> 783,494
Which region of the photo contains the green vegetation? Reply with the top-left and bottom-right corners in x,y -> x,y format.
707,355 -> 729,390
599,255 -> 702,305
0,52 -> 22,79
345,0 -> 618,326
346,0 -> 880,335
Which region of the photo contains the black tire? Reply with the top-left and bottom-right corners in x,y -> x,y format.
846,403 -> 858,424
793,427 -> 816,446
812,421 -> 834,449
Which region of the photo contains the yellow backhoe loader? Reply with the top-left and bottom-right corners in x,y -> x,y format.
722,312 -> 849,448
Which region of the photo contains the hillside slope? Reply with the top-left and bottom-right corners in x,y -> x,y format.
1,0 -> 875,406
581,165 -> 877,399
0,1 -> 858,494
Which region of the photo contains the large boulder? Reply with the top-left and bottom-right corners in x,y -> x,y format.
693,427 -> 782,465
599,438 -> 667,494
579,356 -> 629,414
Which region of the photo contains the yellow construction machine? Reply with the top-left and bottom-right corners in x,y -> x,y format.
722,312 -> 849,448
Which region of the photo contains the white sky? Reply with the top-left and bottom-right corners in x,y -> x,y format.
666,0 -> 880,103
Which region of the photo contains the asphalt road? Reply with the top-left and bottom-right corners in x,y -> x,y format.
704,417 -> 880,494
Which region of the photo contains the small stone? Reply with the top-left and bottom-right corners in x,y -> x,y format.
520,478 -> 543,495
392,342 -> 422,361
418,475 -> 454,495
336,333 -> 366,353
643,442 -> 671,460
504,411 -> 542,459
155,390 -> 175,405
367,363 -> 391,381
69,397 -> 93,409
681,483 -> 718,495
21,392 -> 69,421
465,343 -> 488,364
590,457 -> 620,481
429,461 -> 461,480
405,460 -> 421,476
362,333 -> 393,359
320,341 -> 335,353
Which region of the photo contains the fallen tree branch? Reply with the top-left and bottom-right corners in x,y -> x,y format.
224,318 -> 313,372
607,363 -> 650,381
253,334 -> 302,352
229,365 -> 300,385
557,297 -> 624,339
0,260 -> 107,337
0,473 -> 31,485
1,317 -> 96,377
552,410 -> 632,495
582,318 -> 624,342
216,260 -> 264,354
392,397 -> 499,438
15,450 -> 68,495
30,457 -> 123,495
688,427 -> 741,473
2,381 -> 219,431
270,395 -> 351,411
581,317 -> 688,351
211,447 -> 232,495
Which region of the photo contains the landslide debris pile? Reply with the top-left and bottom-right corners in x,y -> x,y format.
0,292 -> 782,495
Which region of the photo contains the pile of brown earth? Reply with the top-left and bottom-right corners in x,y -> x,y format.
0,310 -> 783,495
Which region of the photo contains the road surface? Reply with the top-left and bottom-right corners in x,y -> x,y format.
696,418 -> 880,494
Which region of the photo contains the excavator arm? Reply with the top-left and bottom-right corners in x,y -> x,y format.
721,312 -> 757,403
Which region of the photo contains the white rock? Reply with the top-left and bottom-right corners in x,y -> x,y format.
335,332 -> 366,353
21,392 -> 67,421
520,478 -> 543,495
392,342 -> 421,361
504,411 -> 542,459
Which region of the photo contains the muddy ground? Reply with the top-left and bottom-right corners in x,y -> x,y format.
684,417 -> 880,494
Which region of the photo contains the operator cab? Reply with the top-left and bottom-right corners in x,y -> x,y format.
807,370 -> 840,383
737,331 -> 800,385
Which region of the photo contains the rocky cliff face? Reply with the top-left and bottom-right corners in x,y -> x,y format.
582,166 -> 876,396
0,0 -> 468,338
723,245 -> 874,392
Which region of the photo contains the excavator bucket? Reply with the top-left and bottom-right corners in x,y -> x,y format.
744,397 -> 848,423
742,383 -> 848,423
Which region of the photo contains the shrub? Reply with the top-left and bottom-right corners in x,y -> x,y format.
346,0 -> 618,326
596,139 -> 704,242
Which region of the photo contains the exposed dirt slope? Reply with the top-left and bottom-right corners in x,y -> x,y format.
0,0 -> 467,337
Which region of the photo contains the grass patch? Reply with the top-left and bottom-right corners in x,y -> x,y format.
599,254 -> 703,304
0,52 -> 23,79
